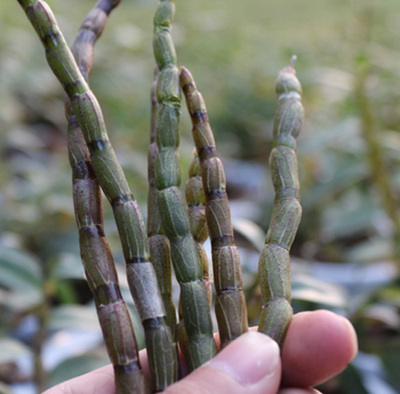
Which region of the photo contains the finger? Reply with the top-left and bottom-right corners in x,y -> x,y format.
281,310 -> 358,388
164,332 -> 281,394
43,310 -> 357,393
42,364 -> 115,394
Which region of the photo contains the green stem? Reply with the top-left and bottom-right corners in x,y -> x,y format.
185,152 -> 212,306
356,58 -> 400,267
257,57 -> 304,349
17,0 -> 177,390
147,68 -> 177,339
152,0 -> 217,370
66,1 -> 148,392
32,277 -> 51,392
180,67 -> 248,349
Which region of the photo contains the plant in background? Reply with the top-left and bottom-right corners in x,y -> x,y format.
6,0 -> 400,393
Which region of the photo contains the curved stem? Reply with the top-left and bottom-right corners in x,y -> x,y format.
65,1 -> 148,392
180,67 -> 248,349
17,0 -> 177,390
257,59 -> 304,349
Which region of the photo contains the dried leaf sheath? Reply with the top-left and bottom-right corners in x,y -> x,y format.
180,67 -> 249,349
17,0 -> 177,390
257,58 -> 304,348
66,2 -> 148,392
152,0 -> 217,370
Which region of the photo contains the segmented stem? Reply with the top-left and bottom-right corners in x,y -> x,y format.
17,0 -> 177,390
175,152 -> 213,364
66,1 -> 148,392
147,68 -> 177,339
185,152 -> 212,306
152,0 -> 217,370
180,67 -> 249,349
257,57 -> 304,348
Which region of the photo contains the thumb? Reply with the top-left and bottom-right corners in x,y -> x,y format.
165,332 -> 281,394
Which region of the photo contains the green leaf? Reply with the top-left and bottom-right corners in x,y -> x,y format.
291,272 -> 347,311
49,305 -> 100,331
0,246 -> 42,292
381,350 -> 400,392
53,252 -> 85,280
320,188 -> 377,240
49,351 -> 110,387
0,338 -> 32,364
0,288 -> 43,312
335,363 -> 369,394
233,219 -> 266,252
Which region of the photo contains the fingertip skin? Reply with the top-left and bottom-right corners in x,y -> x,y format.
281,310 -> 358,388
165,332 -> 282,394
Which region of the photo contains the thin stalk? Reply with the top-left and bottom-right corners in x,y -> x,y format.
152,0 -> 217,370
147,68 -> 177,339
17,1 -> 177,390
180,67 -> 249,349
257,57 -> 304,349
356,59 -> 400,267
32,277 -> 51,392
66,1 -> 148,392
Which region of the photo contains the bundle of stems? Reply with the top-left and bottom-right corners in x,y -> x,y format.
151,0 -> 217,370
66,1 -> 148,392
17,0 -> 305,391
17,0 -> 177,391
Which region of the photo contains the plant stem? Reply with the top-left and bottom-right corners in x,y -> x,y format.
17,0 -> 177,390
257,57 -> 304,349
356,58 -> 400,268
152,0 -> 217,370
185,152 -> 212,306
66,1 -> 148,392
180,67 -> 249,349
147,68 -> 177,339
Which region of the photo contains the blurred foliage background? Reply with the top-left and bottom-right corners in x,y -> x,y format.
1,0 -> 400,393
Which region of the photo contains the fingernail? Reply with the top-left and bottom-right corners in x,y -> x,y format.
207,331 -> 280,386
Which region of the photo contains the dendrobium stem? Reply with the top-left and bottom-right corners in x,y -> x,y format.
152,0 -> 217,370
17,0 -> 177,390
147,69 -> 177,340
180,67 -> 249,349
66,1 -> 148,392
257,57 -> 304,349
185,152 -> 212,307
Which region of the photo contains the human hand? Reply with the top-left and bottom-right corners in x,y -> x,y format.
43,310 -> 357,394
